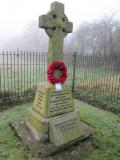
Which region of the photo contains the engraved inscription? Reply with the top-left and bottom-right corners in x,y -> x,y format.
36,90 -> 45,109
49,111 -> 81,146
55,117 -> 78,131
49,90 -> 73,113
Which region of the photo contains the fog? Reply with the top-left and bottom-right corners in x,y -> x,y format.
0,0 -> 120,52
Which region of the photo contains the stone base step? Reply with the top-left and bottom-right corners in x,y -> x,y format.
11,119 -> 95,157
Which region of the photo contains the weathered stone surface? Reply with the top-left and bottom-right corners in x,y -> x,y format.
33,82 -> 74,118
39,1 -> 73,64
33,83 -> 48,116
49,110 -> 82,146
25,108 -> 49,142
11,119 -> 95,156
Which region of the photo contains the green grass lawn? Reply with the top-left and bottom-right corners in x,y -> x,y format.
0,100 -> 120,160
0,65 -> 47,93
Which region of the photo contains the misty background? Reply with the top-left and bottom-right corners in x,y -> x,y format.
0,0 -> 120,56
1,13 -> 120,57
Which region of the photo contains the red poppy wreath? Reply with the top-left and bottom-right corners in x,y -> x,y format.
47,61 -> 67,85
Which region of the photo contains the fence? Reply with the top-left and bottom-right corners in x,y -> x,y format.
0,50 -> 119,110
73,54 -> 120,112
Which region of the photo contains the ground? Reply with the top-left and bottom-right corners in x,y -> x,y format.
0,100 -> 120,160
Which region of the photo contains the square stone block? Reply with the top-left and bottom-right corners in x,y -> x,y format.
25,108 -> 49,142
33,83 -> 74,118
49,110 -> 82,146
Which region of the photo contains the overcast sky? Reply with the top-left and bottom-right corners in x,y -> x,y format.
0,0 -> 120,46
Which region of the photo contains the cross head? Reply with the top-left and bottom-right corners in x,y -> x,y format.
39,1 -> 73,64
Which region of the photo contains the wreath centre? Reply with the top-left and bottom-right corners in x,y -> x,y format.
47,61 -> 67,85
54,70 -> 62,78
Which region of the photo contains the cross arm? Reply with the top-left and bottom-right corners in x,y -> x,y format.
64,21 -> 73,33
39,15 -> 54,29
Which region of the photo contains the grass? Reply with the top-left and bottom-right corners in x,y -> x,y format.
75,100 -> 120,160
74,88 -> 120,112
0,65 -> 47,94
74,67 -> 120,111
0,100 -> 120,160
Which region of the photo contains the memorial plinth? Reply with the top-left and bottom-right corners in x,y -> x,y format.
12,81 -> 94,155
33,83 -> 74,118
25,82 -> 81,144
25,82 -> 75,142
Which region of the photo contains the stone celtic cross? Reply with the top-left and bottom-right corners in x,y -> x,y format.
39,1 -> 73,64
